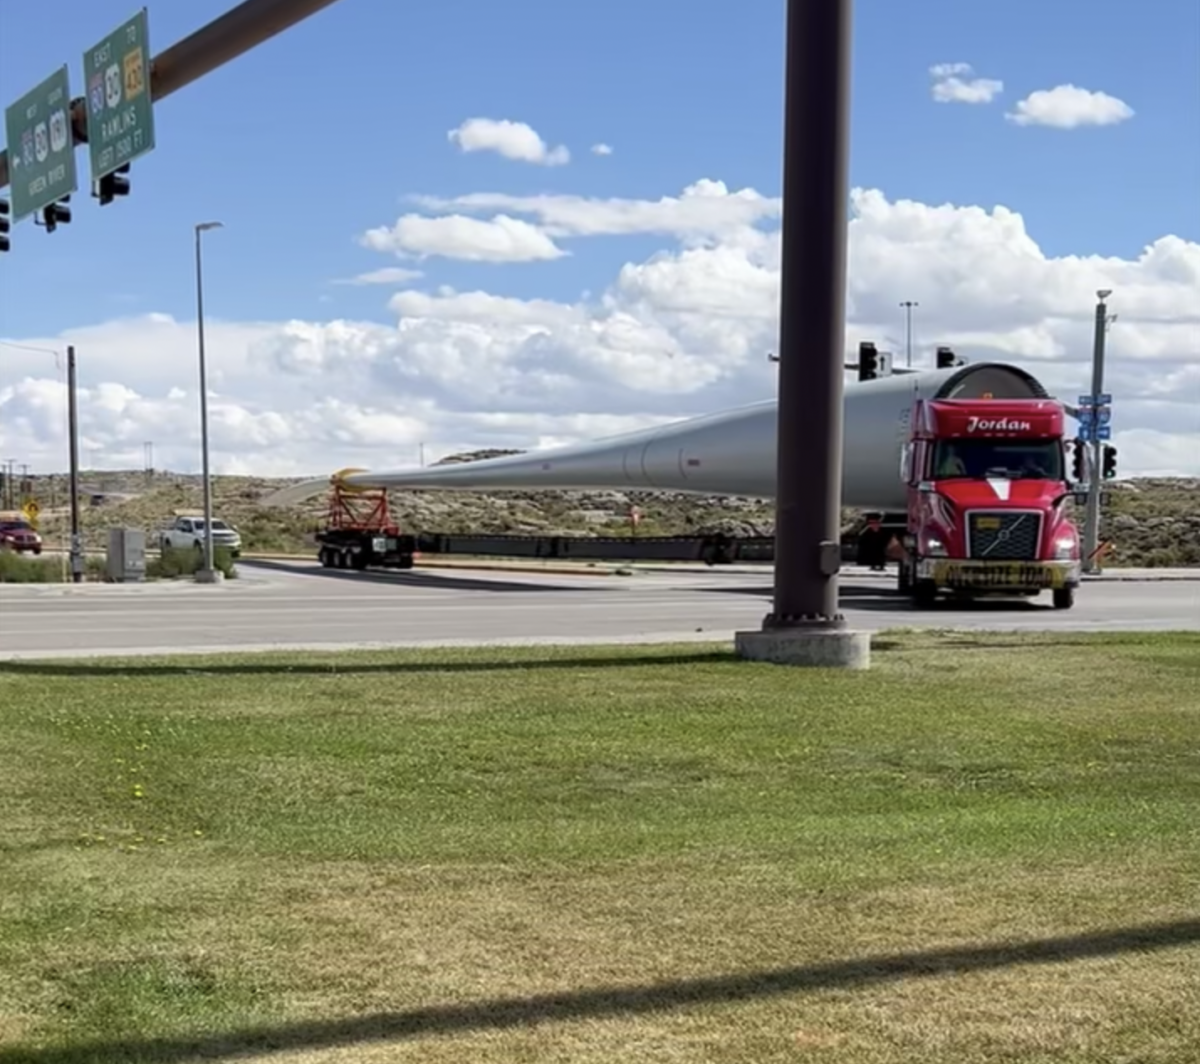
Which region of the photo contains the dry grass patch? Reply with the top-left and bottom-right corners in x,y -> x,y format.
1,632 -> 1198,1063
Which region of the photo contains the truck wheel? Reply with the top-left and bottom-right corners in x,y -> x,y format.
317,547 -> 331,568
396,554 -> 415,570
911,579 -> 938,609
1052,587 -> 1075,610
350,551 -> 368,571
897,561 -> 912,594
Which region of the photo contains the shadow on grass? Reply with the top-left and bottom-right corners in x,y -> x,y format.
6,918 -> 1198,1064
0,649 -> 740,679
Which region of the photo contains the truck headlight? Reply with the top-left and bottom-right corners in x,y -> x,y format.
923,536 -> 947,557
1053,537 -> 1078,560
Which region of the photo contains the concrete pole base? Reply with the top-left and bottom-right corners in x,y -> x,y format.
193,568 -> 225,585
734,626 -> 871,669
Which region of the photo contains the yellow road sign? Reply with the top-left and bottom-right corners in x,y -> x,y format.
21,498 -> 39,527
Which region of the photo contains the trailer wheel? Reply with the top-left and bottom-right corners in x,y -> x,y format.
317,547 -> 332,568
1052,587 -> 1075,610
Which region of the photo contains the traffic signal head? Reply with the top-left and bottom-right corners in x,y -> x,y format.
96,163 -> 131,206
0,197 -> 9,253
1071,439 -> 1086,482
1102,444 -> 1118,480
936,346 -> 957,369
40,195 -> 71,233
858,341 -> 879,381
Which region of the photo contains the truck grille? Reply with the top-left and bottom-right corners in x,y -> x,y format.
966,511 -> 1042,561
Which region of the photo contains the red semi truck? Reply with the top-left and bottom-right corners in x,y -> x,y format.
893,396 -> 1082,609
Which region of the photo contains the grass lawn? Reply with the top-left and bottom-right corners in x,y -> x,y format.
1,630 -> 1198,1063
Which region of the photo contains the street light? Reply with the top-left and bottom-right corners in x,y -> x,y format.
899,300 -> 918,367
194,220 -> 223,583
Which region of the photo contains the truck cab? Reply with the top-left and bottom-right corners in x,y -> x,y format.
896,397 -> 1081,609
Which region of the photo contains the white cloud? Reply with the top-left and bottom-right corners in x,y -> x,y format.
358,213 -> 567,263
1006,84 -> 1135,128
411,179 -> 780,243
447,117 -> 570,166
2,181 -> 1198,480
929,62 -> 1004,104
591,143 -> 613,156
333,267 -> 425,286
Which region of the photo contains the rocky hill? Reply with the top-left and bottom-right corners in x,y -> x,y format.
7,460 -> 1197,568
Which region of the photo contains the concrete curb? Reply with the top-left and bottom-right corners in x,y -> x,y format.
232,553 -> 1200,582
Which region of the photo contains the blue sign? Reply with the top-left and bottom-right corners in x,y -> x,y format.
1077,393 -> 1112,407
1095,408 -> 1112,425
1095,424 -> 1112,440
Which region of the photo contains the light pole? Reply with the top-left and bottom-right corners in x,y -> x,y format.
194,220 -> 223,583
899,300 -> 918,367
1082,289 -> 1115,574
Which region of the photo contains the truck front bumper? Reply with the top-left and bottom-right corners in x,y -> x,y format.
919,559 -> 1081,591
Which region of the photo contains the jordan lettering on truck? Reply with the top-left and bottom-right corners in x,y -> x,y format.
966,416 -> 1032,433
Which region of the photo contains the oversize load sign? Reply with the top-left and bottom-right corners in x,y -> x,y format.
83,7 -> 156,181
3,66 -> 78,220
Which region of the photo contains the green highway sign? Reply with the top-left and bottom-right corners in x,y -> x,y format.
83,7 -> 156,181
3,66 -> 78,221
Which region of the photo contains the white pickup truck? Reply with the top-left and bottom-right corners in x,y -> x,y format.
158,513 -> 242,557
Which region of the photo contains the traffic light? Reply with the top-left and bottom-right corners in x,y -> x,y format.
936,346 -> 957,369
1071,439 -> 1086,482
0,197 -> 10,253
40,195 -> 72,233
1102,444 -> 1118,480
858,341 -> 879,381
96,163 -> 131,206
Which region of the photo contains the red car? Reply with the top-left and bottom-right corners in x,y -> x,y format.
0,517 -> 42,554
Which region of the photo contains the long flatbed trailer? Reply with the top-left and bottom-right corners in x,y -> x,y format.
312,484 -> 881,571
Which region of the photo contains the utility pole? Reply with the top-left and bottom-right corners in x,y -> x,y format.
2,460 -> 13,508
194,221 -> 224,582
67,346 -> 83,583
144,441 -> 155,478
899,301 -> 918,367
735,0 -> 868,669
1081,290 -> 1115,574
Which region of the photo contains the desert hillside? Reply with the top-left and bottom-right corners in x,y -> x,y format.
8,456 -> 1197,568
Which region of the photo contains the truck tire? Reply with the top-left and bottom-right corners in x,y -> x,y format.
1052,587 -> 1075,610
318,547 -> 332,568
911,579 -> 938,609
897,561 -> 912,594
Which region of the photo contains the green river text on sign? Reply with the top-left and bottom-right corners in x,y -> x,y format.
3,65 -> 78,220
83,7 -> 156,182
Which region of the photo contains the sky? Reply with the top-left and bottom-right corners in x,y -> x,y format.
0,0 -> 1197,479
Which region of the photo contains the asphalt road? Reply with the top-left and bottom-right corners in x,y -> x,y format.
0,560 -> 1196,659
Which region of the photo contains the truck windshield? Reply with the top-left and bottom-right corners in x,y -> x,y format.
932,439 -> 1063,480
